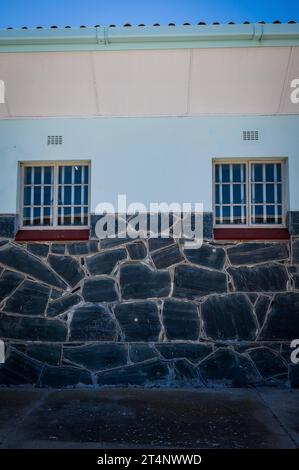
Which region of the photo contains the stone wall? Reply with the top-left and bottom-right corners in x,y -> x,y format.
0,233 -> 299,388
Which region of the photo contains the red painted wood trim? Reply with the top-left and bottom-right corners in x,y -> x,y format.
214,228 -> 290,241
15,229 -> 89,242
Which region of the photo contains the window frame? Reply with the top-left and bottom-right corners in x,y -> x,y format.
212,158 -> 287,229
19,160 -> 91,230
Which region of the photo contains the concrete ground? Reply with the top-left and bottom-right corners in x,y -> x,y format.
0,388 -> 298,449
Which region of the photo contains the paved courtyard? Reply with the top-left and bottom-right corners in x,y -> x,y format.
0,388 -> 298,449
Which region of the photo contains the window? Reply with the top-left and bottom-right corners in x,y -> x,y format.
20,162 -> 90,228
214,160 -> 285,226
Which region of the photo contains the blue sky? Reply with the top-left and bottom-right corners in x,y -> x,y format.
0,0 -> 298,28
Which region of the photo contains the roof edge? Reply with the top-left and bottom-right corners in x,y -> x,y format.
0,23 -> 299,51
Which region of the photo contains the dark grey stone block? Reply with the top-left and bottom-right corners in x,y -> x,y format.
129,343 -> 159,363
27,243 -> 49,257
201,293 -> 257,341
292,239 -> 299,264
294,274 -> 299,289
99,237 -> 132,249
148,237 -> 174,252
255,295 -> 271,327
120,263 -> 171,300
63,343 -> 127,371
184,244 -> 226,270
50,288 -> 63,300
173,359 -> 204,386
0,312 -> 67,341
227,242 -> 289,266
203,212 -> 213,240
48,255 -> 85,288
4,280 -> 50,316
127,212 -> 176,238
151,243 -> 183,269
288,211 -> 299,236
289,364 -> 299,387
0,349 -> 42,386
51,244 -> 65,254
199,348 -> 261,387
127,241 -> 147,260
67,240 -> 99,256
183,213 -> 213,241
248,293 -> 258,305
47,293 -> 82,317
173,264 -> 227,299
0,243 -> 66,289
280,343 -> 294,363
90,214 -> 130,240
156,343 -> 212,363
162,298 -> 199,340
228,264 -> 289,292
288,265 -> 299,274
288,265 -> 299,289
97,359 -> 170,387
26,343 -> 62,365
89,214 -> 101,239
82,277 -> 118,303
247,347 -> 287,379
114,301 -> 161,341
259,293 -> 299,340
86,248 -> 127,275
39,366 -> 92,387
0,214 -> 17,238
0,270 -> 24,302
70,305 -> 117,341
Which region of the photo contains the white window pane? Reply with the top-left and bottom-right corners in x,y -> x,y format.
64,166 -> 72,184
64,186 -> 72,205
74,166 -> 82,184
266,164 -> 274,182
44,166 -> 53,185
34,167 -> 41,185
24,167 -> 32,185
23,207 -> 31,226
276,164 -> 282,182
221,164 -> 230,182
222,185 -> 231,204
253,164 -> 263,182
84,166 -> 89,184
250,162 -> 283,225
214,163 -> 247,225
266,184 -> 275,203
233,185 -> 242,204
23,186 -> 31,206
33,186 -> 41,206
74,186 -> 81,205
22,163 -> 89,227
33,207 -> 41,225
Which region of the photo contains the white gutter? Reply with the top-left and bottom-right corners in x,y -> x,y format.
0,24 -> 298,48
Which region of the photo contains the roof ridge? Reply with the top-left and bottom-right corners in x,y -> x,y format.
1,20 -> 297,30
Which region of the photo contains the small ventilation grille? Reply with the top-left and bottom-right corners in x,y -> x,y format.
47,135 -> 62,145
242,130 -> 259,141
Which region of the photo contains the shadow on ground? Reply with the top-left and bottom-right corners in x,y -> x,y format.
0,388 -> 298,449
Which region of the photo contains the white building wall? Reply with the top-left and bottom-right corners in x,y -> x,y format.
0,115 -> 298,215
0,45 -> 298,218
0,47 -> 298,118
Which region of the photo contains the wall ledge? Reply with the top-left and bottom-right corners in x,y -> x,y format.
15,229 -> 89,242
214,227 -> 290,241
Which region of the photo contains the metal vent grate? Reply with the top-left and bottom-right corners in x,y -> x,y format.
242,130 -> 259,141
47,135 -> 62,145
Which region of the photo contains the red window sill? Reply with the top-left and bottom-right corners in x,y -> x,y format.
15,229 -> 89,242
214,227 -> 290,241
